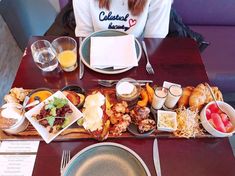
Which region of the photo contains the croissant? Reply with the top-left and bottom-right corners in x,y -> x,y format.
178,86 -> 194,107
205,86 -> 223,103
189,83 -> 207,111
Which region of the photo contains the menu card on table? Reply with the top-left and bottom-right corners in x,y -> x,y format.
0,141 -> 40,176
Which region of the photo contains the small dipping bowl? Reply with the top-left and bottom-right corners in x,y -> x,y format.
61,85 -> 86,94
116,78 -> 141,107
0,103 -> 29,134
27,88 -> 54,104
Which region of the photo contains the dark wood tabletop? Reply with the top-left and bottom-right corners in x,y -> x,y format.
12,36 -> 235,176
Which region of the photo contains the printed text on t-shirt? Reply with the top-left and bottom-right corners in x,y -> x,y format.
99,11 -> 136,31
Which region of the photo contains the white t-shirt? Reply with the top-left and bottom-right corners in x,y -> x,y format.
73,0 -> 173,38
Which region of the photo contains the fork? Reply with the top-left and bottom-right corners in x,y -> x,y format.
95,79 -> 153,87
60,150 -> 71,174
142,41 -> 155,74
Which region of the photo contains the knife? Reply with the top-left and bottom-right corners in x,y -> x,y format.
79,37 -> 84,79
229,138 -> 235,157
153,138 -> 162,176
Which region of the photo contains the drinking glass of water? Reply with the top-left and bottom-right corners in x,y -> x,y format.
31,40 -> 58,72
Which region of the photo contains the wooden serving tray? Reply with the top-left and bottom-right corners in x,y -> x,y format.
0,124 -> 213,141
0,88 -> 214,141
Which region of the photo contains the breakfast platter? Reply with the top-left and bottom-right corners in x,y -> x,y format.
0,79 -> 234,143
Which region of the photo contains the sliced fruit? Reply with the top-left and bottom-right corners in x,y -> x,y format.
225,121 -> 234,133
211,113 -> 226,133
206,108 -> 212,120
208,103 -> 220,113
208,119 -> 215,128
220,113 -> 229,126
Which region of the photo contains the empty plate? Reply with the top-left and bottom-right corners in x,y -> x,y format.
62,142 -> 151,176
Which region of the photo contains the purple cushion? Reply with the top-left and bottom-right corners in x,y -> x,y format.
173,0 -> 235,25
190,26 -> 235,92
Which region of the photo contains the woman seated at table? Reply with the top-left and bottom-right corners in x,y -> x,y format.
73,0 -> 173,38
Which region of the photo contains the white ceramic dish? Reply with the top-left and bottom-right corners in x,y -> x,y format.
62,142 -> 151,176
79,30 -> 142,74
162,81 -> 181,89
25,91 -> 83,143
200,101 -> 235,137
157,110 -> 177,132
0,103 -> 29,134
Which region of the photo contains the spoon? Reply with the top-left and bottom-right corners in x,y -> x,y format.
24,100 -> 40,109
205,83 -> 230,118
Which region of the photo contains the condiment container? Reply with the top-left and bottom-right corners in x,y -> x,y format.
116,78 -> 141,107
152,87 -> 168,110
164,85 -> 182,109
0,103 -> 29,134
157,110 -> 177,132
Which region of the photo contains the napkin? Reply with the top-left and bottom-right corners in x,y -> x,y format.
90,35 -> 138,69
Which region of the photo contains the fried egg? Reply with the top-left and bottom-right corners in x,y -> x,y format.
83,92 -> 105,108
82,92 -> 105,131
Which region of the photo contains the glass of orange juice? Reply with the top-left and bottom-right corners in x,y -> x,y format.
52,36 -> 77,72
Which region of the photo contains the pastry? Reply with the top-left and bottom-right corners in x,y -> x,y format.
189,83 -> 207,111
178,86 -> 194,107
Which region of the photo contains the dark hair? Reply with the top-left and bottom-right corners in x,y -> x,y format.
98,0 -> 147,16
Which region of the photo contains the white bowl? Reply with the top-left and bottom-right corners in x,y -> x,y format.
0,103 -> 29,134
200,101 -> 235,137
25,91 -> 83,143
157,110 -> 177,132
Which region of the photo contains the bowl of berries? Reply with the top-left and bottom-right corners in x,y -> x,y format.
200,101 -> 235,137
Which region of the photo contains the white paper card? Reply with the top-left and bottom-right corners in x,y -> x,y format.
0,155 -> 36,176
0,141 -> 40,153
163,81 -> 181,89
90,35 -> 138,69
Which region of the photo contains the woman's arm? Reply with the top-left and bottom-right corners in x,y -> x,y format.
144,0 -> 173,38
73,0 -> 94,37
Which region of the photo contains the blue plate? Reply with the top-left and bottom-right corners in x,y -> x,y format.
62,142 -> 151,176
79,30 -> 142,74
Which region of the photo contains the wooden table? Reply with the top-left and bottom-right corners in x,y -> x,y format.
12,37 -> 235,176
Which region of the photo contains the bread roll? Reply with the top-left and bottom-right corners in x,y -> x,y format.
189,83 -> 207,111
178,86 -> 194,107
205,86 -> 223,103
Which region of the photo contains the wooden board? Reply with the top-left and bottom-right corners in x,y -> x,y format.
0,88 -> 214,141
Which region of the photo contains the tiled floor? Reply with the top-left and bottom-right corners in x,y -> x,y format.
0,15 -> 22,105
